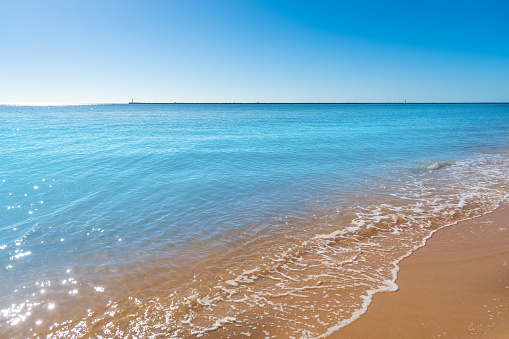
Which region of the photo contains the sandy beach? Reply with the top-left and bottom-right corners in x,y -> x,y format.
3,104 -> 509,338
330,201 -> 509,338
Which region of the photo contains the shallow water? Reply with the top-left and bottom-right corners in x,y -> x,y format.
1,103 -> 509,337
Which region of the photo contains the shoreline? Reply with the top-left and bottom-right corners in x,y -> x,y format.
328,201 -> 509,338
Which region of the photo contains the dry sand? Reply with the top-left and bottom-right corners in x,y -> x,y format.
329,202 -> 509,338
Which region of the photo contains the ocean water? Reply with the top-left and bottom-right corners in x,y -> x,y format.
1,103 -> 509,338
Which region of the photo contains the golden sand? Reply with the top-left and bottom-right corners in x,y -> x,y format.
329,202 -> 509,338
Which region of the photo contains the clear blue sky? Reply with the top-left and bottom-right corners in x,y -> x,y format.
1,0 -> 508,104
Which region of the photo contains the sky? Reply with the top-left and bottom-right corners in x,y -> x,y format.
1,0 -> 508,104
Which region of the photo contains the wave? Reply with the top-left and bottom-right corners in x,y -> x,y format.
0,154 -> 496,338
422,161 -> 451,170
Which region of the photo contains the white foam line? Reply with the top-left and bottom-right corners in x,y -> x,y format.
316,196 -> 509,339
262,284 -> 328,299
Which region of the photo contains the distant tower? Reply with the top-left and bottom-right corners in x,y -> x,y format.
131,99 -> 134,103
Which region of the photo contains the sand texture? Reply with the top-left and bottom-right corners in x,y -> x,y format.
330,202 -> 509,338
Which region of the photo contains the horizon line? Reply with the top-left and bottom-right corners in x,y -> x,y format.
1,101 -> 508,107
128,101 -> 509,105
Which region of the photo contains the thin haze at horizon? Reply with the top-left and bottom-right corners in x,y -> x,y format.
1,0 -> 508,104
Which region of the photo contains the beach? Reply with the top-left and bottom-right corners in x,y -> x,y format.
330,201 -> 509,338
2,0 -> 509,333
2,104 -> 509,338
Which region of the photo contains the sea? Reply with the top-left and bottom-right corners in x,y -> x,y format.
1,103 -> 509,338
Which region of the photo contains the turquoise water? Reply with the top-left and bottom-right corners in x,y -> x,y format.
1,104 -> 509,337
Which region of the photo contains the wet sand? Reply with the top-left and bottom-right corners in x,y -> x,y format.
330,202 -> 509,338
